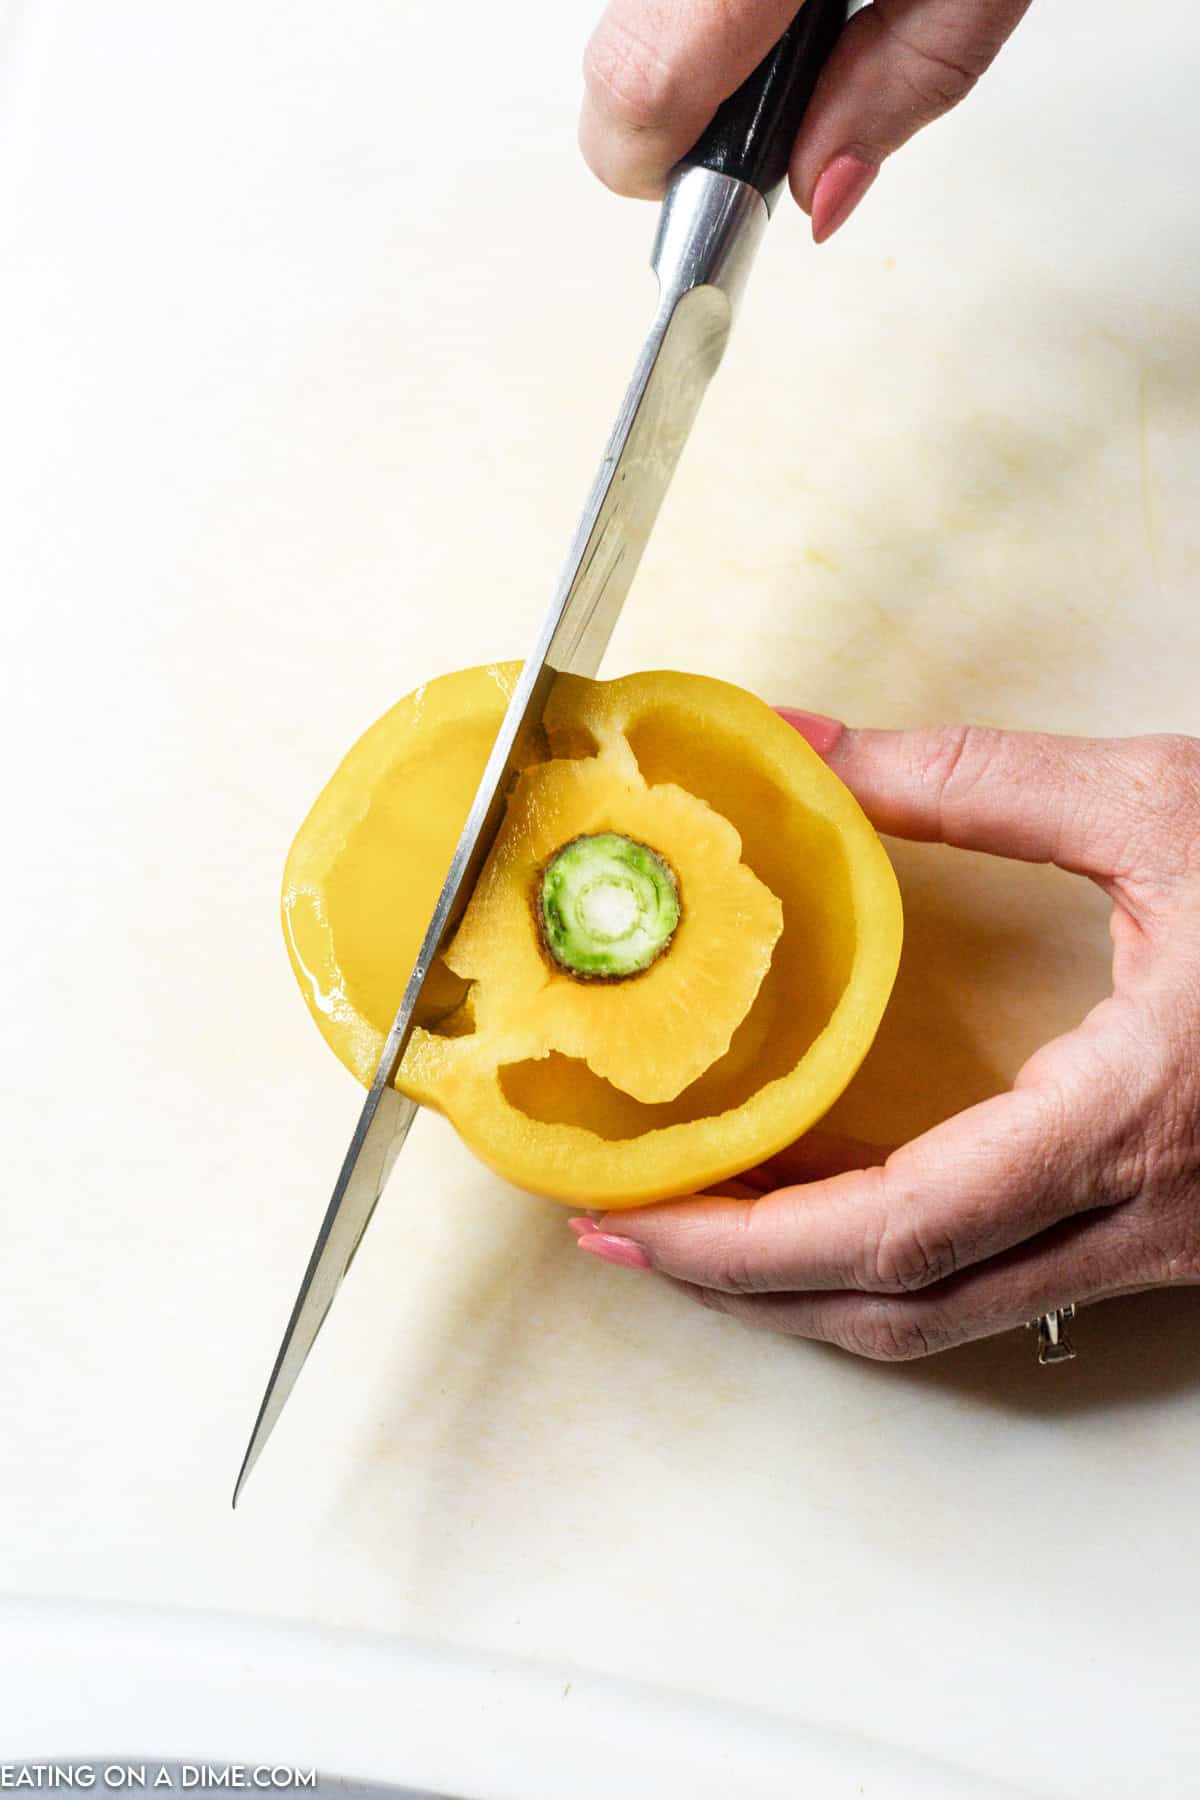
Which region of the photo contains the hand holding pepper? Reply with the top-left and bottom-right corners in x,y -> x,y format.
571,721 -> 1200,1356
580,0 -> 1033,239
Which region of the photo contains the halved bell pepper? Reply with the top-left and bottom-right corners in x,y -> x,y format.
283,664 -> 902,1207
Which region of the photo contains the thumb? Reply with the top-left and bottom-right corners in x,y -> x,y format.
777,713 -> 1135,879
793,0 -> 1033,240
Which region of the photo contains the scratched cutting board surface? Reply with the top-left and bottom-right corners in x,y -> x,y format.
1,0 -> 1199,1793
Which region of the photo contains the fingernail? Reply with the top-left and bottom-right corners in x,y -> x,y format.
567,1216 -> 599,1238
577,1232 -> 652,1271
811,154 -> 878,244
776,707 -> 845,756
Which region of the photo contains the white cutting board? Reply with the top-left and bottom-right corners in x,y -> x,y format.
1,1 -> 1198,1793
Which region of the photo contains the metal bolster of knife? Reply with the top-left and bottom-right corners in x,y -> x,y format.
652,167 -> 768,318
652,0 -> 852,327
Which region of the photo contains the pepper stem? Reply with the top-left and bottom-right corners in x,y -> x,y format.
539,833 -> 680,980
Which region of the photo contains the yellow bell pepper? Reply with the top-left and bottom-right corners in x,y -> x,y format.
283,664 -> 902,1207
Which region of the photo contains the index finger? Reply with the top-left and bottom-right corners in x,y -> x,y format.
783,720 -> 1143,881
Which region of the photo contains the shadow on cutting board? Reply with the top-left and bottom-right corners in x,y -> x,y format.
859,1285 -> 1200,1419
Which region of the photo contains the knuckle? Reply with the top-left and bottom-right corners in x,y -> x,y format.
901,49 -> 978,114
914,724 -> 995,827
863,1214 -> 958,1294
847,1304 -> 941,1363
1117,1127 -> 1200,1287
690,1282 -> 733,1316
875,1 -> 1009,113
704,1217 -> 771,1294
1107,1129 -> 1152,1208
583,19 -> 678,139
1074,1247 -> 1113,1302
1120,735 -> 1200,875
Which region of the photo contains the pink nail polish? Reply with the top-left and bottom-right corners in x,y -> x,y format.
567,1216 -> 599,1238
775,707 -> 845,756
577,1232 -> 652,1271
810,154 -> 878,244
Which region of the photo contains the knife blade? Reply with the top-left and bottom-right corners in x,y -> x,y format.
234,0 -> 850,1504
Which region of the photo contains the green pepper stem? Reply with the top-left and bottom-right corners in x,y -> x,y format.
539,833 -> 680,980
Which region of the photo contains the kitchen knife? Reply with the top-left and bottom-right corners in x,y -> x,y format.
233,0 -> 850,1504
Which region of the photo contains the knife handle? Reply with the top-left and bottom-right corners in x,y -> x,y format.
683,0 -> 850,210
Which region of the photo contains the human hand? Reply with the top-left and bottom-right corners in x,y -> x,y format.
580,0 -> 1033,239
569,717 -> 1200,1359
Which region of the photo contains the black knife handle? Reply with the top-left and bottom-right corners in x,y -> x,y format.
684,0 -> 850,206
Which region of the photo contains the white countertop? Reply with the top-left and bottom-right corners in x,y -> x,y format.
2,1 -> 1198,1793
